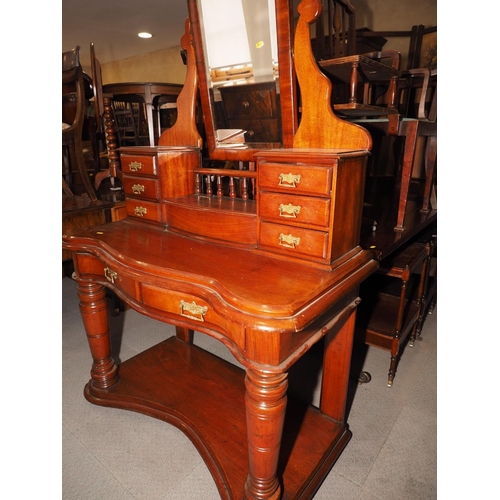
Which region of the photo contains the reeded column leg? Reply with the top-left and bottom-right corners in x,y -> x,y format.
244,370 -> 288,500
77,282 -> 119,390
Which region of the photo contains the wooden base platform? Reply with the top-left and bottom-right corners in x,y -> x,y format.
85,336 -> 351,500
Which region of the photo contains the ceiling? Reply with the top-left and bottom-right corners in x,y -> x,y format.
62,0 -> 190,69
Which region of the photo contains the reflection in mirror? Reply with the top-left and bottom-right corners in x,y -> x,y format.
198,0 -> 278,84
194,0 -> 283,153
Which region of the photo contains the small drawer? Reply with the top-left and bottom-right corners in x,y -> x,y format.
120,154 -> 157,176
259,222 -> 329,260
125,198 -> 162,223
259,192 -> 331,229
259,163 -> 333,196
123,176 -> 160,200
74,253 -> 138,298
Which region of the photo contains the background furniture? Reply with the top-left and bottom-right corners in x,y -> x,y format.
62,193 -> 113,276
62,46 -> 97,200
355,241 -> 430,387
102,82 -> 183,146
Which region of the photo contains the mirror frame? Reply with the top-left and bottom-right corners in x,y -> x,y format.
187,0 -> 298,161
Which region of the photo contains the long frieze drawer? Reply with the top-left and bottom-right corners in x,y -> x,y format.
259,222 -> 329,260
125,198 -> 162,223
259,192 -> 331,229
141,284 -> 214,324
123,175 -> 160,200
120,154 -> 157,176
259,163 -> 333,195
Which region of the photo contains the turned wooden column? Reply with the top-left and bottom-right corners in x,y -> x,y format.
244,370 -> 288,500
77,282 -> 119,390
94,95 -> 123,192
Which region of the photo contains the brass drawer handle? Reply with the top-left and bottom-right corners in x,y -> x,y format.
134,206 -> 147,217
129,161 -> 142,172
279,203 -> 301,218
242,101 -> 250,108
279,233 -> 300,249
279,173 -> 301,188
104,267 -> 117,284
179,300 -> 208,322
131,183 -> 145,195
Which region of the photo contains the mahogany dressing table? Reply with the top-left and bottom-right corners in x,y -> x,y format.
63,3 -> 380,499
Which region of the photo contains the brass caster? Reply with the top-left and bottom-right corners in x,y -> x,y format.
387,378 -> 393,388
358,371 -> 372,385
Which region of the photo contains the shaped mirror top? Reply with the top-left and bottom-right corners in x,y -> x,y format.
188,0 -> 295,161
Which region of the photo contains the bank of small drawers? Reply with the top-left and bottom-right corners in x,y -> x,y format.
258,162 -> 333,261
121,153 -> 162,224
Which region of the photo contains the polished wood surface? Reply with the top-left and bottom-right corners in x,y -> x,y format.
64,218 -> 376,499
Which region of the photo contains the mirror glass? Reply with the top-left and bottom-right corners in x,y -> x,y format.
192,0 -> 284,158
198,0 -> 278,84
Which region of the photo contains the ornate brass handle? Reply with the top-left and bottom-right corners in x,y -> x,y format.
129,161 -> 142,172
242,101 -> 250,108
134,206 -> 147,217
179,300 -> 208,322
279,203 -> 301,218
131,184 -> 145,195
104,267 -> 117,284
279,173 -> 301,188
279,233 -> 300,249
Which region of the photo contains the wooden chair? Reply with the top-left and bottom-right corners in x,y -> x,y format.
312,0 -> 402,118
62,46 -> 97,200
354,26 -> 437,231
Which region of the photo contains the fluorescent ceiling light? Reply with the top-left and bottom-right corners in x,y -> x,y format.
138,32 -> 153,38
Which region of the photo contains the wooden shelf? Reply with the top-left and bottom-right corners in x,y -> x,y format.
357,293 -> 420,351
85,336 -> 352,500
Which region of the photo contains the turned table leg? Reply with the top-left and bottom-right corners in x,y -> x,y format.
244,370 -> 288,500
77,282 -> 119,390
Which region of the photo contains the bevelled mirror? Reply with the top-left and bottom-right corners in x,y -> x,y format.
187,0 -> 297,161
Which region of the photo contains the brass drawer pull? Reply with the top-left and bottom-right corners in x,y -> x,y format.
242,101 -> 250,108
131,183 -> 145,195
279,173 -> 301,188
279,233 -> 300,249
129,161 -> 142,172
179,300 -> 208,322
279,203 -> 301,218
104,267 -> 117,284
134,206 -> 147,217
